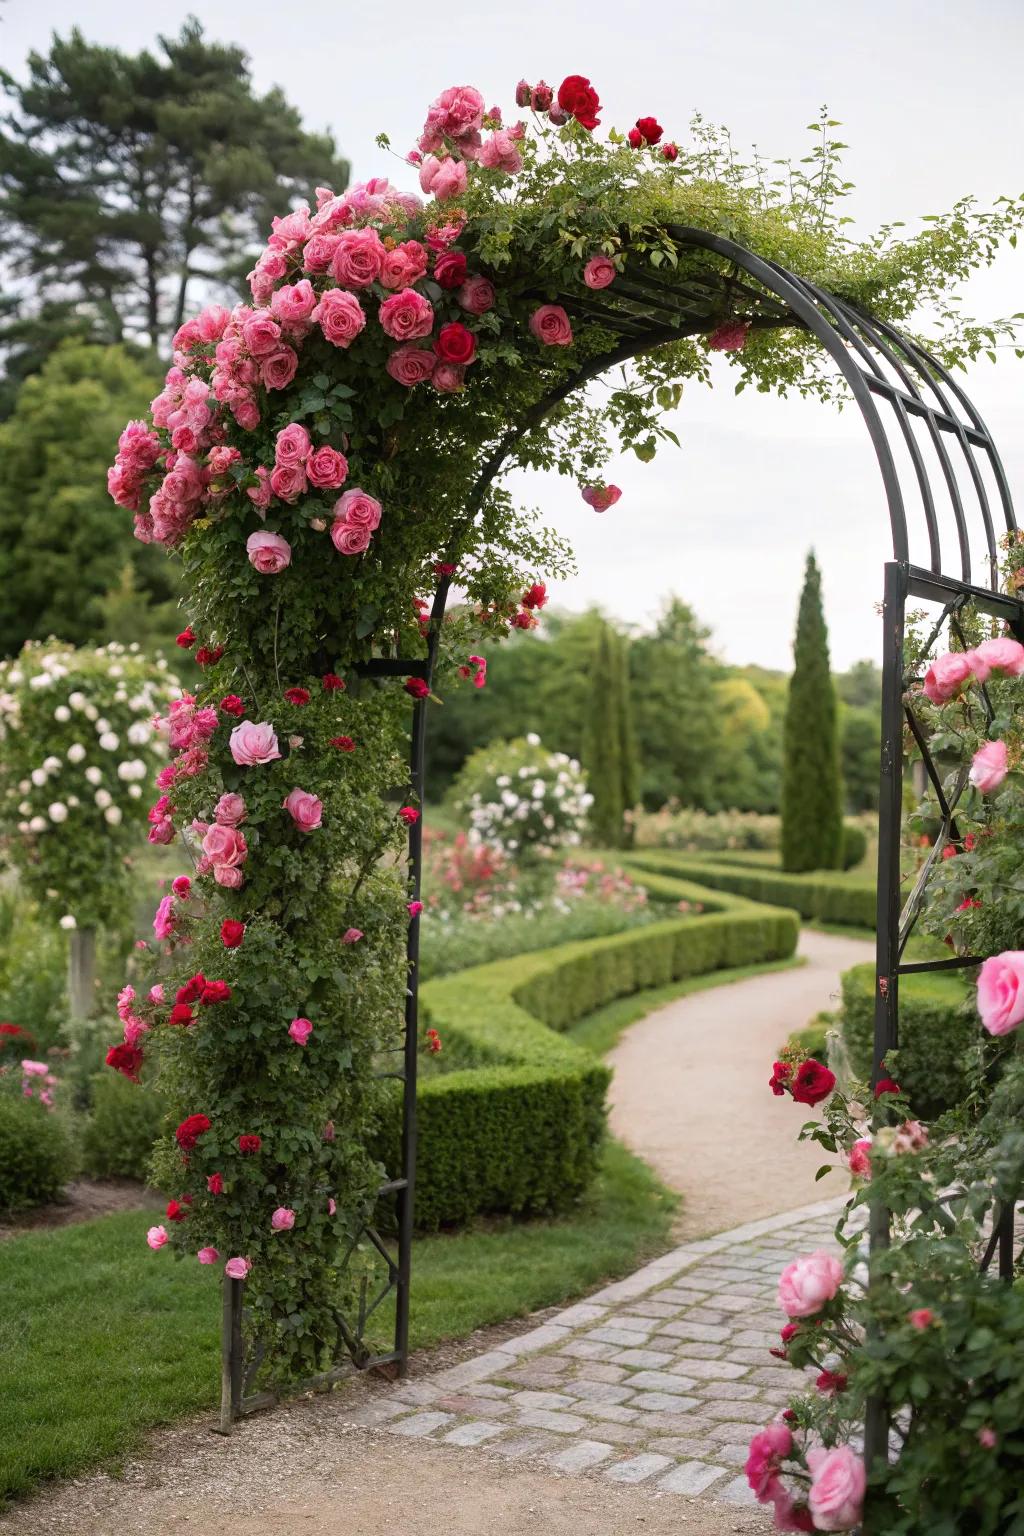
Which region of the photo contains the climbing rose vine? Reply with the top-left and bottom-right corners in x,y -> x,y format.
107,71 -> 1023,1384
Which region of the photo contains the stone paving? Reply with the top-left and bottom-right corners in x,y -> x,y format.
353,1197 -> 849,1508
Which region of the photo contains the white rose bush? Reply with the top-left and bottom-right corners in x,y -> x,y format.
451,734 -> 592,859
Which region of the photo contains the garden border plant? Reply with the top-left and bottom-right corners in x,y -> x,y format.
102,64 -> 1024,1488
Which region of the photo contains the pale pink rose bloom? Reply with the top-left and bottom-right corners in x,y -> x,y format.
270,1207 -> 296,1232
240,312 -> 282,357
306,446 -> 349,490
274,422 -> 312,466
303,232 -> 341,272
261,347 -> 299,391
892,1119 -> 929,1155
974,636 -> 1024,675
246,531 -> 292,573
806,1445 -> 866,1531
380,240 -> 429,289
328,1197 -> 337,1215
283,787 -> 323,832
847,1139 -> 873,1178
315,288 -> 367,348
777,1250 -> 844,1317
147,1225 -> 169,1250
343,927 -> 364,944
478,129 -> 522,174
379,288 -> 435,342
149,984 -> 165,1004
202,823 -> 248,869
529,304 -> 573,346
153,894 -> 175,940
214,793 -> 247,827
970,738 -> 1009,792
331,518 -> 373,556
269,463 -> 307,503
385,344 -> 437,387
978,1427 -> 998,1449
584,255 -> 616,289
197,1247 -> 220,1264
418,154 -> 469,201
419,85 -> 485,153
922,650 -> 977,703
289,1017 -> 313,1046
247,466 -> 273,510
21,1060 -> 49,1077
230,720 -> 282,767
196,304 -> 230,343
270,280 -> 317,328
224,1256 -> 251,1280
977,950 -> 1024,1035
331,227 -> 385,288
215,865 -> 244,889
456,276 -> 495,315
432,363 -> 465,393
335,488 -> 382,530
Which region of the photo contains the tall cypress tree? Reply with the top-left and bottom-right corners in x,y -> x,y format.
615,630 -> 639,845
583,620 -> 624,847
781,552 -> 844,871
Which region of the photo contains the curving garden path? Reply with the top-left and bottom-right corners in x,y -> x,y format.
608,927 -> 875,1238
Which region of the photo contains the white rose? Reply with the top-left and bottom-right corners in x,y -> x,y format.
526,732 -> 541,746
30,768 -> 48,787
48,801 -> 68,823
54,705 -> 71,722
59,914 -> 77,930
127,721 -> 151,746
98,732 -> 119,751
94,789 -> 112,809
109,665 -> 123,677
85,766 -> 103,786
67,795 -> 79,808
9,669 -> 23,684
104,805 -> 123,826
128,784 -> 142,799
18,800 -> 31,815
84,704 -> 98,721
43,755 -> 61,772
17,820 -> 30,834
68,691 -> 86,709
67,744 -> 86,763
29,815 -> 47,832
29,674 -> 50,690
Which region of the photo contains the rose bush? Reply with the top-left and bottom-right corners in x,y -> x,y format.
450,734 -> 592,859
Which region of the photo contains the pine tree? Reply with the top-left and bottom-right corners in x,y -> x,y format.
781,552 -> 844,871
583,621 -> 624,847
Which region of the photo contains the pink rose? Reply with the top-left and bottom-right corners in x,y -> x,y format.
270,280 -> 317,328
197,1246 -> 220,1265
777,1250 -> 844,1317
331,227 -> 385,288
335,488 -> 382,530
529,304 -> 573,346
380,240 -> 429,289
708,320 -> 751,353
261,348 -> 298,391
289,1017 -> 313,1046
420,85 -> 484,151
215,865 -> 244,889
202,823 -> 248,869
268,464 -> 307,503
432,363 -> 465,393
806,1446 -> 865,1531
379,288 -> 434,342
385,344 -> 437,387
343,927 -> 364,944
328,1197 -> 337,1215
247,466 -> 273,510
970,737 -> 1009,792
478,129 -> 522,175
923,650 -> 977,704
214,793 -> 247,826
306,446 -> 349,490
224,1256 -> 251,1280
456,275 -> 495,315
153,895 -> 175,941
315,288 -> 366,348
891,1119 -> 929,1155
847,1138 -> 872,1178
583,255 -> 616,289
581,484 -> 622,512
331,519 -> 373,555
977,950 -> 1024,1035
240,312 -> 282,357
418,155 -> 469,202
271,1207 -> 296,1232
745,1423 -> 792,1502
283,787 -> 323,831
274,423 -> 312,467
973,636 -> 1024,676
247,530 -> 292,573
146,1225 -> 169,1250
302,233 -> 340,273
230,720 -> 282,767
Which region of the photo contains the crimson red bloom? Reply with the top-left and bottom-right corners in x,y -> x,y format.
434,321 -> 476,365
769,1060 -> 792,1096
510,611 -> 534,630
331,736 -> 356,752
791,1058 -> 836,1106
816,1370 -> 848,1395
106,1042 -> 143,1081
874,1077 -> 901,1098
176,974 -> 206,1005
661,141 -> 679,162
176,1113 -> 211,1150
200,980 -> 232,1005
195,645 -> 224,667
634,116 -> 663,145
434,562 -> 457,577
284,687 -> 310,706
426,1027 -> 442,1055
322,672 -> 346,691
176,626 -> 195,649
627,127 -> 643,149
220,919 -> 245,948
398,806 -> 420,825
522,582 -> 548,610
207,1172 -> 224,1195
557,74 -> 601,130
405,677 -> 430,699
220,694 -> 245,716
238,1134 -> 261,1154
166,1198 -> 189,1223
434,250 -> 467,289
169,1003 -> 194,1027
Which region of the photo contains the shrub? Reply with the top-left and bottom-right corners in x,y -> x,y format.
621,850 -> 876,928
80,1072 -> 166,1181
0,882 -> 68,1052
0,1093 -> 72,1212
633,806 -> 782,851
449,734 -> 592,859
420,895 -> 658,980
839,962 -> 976,1117
840,820 -> 868,870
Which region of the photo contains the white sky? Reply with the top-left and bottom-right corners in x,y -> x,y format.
3,0 -> 1023,669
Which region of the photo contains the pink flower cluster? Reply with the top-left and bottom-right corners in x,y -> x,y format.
107,420 -> 163,512
330,488 -> 382,557
923,636 -> 1024,704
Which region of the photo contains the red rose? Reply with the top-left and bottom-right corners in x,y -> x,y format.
791,1058 -> 836,1106
511,611 -> 534,630
434,562 -> 457,577
426,1027 -> 442,1055
874,1077 -> 901,1098
434,321 -> 476,366
522,582 -> 548,610
106,1042 -> 143,1082
816,1370 -> 848,1395
627,127 -> 643,149
557,74 -> 601,130
331,736 -> 356,752
176,1113 -> 212,1150
322,673 -> 346,691
176,974 -> 206,1005
434,250 -> 467,290
220,919 -> 245,949
238,1134 -> 261,1154
195,646 -> 224,667
661,141 -> 679,162
169,1003 -> 194,1027
634,116 -> 663,145
404,677 -> 430,699
176,626 -> 195,649
398,806 -> 420,825
207,1172 -> 224,1195
166,1198 -> 189,1223
768,1060 -> 792,1097
200,980 -> 232,1005
284,687 -> 310,706
220,695 -> 245,716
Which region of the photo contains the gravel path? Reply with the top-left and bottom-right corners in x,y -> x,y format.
607,928 -> 875,1237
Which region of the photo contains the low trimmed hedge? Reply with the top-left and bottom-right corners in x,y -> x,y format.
621,850 -> 876,929
839,962 -> 977,1118
383,879 -> 799,1230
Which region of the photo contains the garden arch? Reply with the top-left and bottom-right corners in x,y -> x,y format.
289,224 -> 1024,1478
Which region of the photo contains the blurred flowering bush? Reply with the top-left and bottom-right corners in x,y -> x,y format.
450,733 -> 592,859
633,804 -> 782,851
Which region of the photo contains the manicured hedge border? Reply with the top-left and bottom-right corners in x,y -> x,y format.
840,961 -> 976,1118
380,878 -> 799,1230
621,849 -> 876,929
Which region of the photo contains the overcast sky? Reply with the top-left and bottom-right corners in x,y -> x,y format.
3,0 -> 1022,669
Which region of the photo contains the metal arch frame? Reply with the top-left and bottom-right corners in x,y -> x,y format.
220,228 -> 1022,1524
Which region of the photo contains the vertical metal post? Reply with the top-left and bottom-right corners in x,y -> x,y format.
862,561 -> 908,1522
216,1277 -> 244,1433
394,691 -> 426,1372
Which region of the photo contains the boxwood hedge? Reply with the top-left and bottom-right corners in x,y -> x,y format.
620,850 -> 876,929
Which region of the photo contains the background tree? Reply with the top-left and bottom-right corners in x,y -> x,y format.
781,551 -> 844,870
0,19 -> 350,398
0,341 -> 177,655
630,599 -> 721,810
614,627 -> 639,841
582,619 -> 625,846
